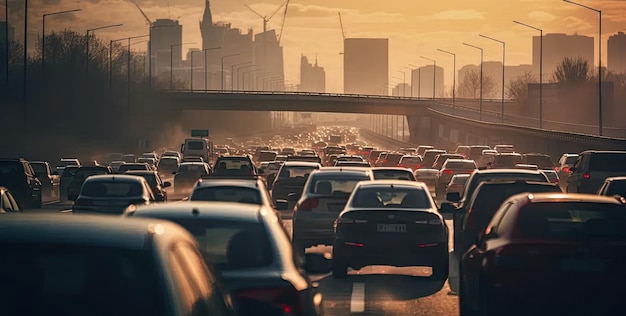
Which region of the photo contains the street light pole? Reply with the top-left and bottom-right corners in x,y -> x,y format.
231,61 -> 251,91
198,46 -> 221,91
404,66 -> 415,97
4,0 -> 8,93
420,56 -> 437,106
463,43 -> 484,121
220,53 -> 239,91
437,49 -> 456,114
563,0 -> 602,136
514,21 -> 543,129
42,9 -> 81,83
170,42 -> 196,90
238,64 -> 255,90
86,23 -> 123,80
480,34 -> 506,123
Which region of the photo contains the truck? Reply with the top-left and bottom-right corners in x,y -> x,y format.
181,138 -> 214,165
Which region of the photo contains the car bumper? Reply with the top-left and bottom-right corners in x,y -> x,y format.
334,240 -> 448,267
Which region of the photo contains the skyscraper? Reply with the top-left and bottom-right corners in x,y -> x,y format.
533,33 -> 594,80
608,32 -> 626,74
255,29 -> 284,90
412,65 -> 443,98
299,55 -> 325,92
150,19 -> 182,79
343,38 -> 388,95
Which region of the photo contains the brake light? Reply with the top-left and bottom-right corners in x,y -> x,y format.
344,241 -> 364,247
416,164 -> 422,169
234,286 -> 303,316
583,173 -> 590,179
296,198 -> 318,211
397,164 -> 404,167
563,167 -> 570,173
74,198 -> 93,206
443,169 -> 454,174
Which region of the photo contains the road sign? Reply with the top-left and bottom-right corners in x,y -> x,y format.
191,129 -> 209,137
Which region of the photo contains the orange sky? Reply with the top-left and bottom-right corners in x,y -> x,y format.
15,0 -> 626,92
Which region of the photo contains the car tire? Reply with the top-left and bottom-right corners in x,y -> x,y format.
332,257 -> 348,279
430,257 -> 449,281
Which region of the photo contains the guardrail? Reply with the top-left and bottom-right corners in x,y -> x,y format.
359,128 -> 415,149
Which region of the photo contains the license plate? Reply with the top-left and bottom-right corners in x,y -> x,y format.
377,224 -> 407,233
561,259 -> 607,273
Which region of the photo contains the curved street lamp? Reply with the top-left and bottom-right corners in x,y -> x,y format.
463,43 -> 484,121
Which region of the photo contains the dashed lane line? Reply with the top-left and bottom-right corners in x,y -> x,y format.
350,282 -> 366,313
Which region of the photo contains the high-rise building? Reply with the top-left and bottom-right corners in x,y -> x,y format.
411,65 -> 444,98
533,33 -> 594,80
608,32 -> 626,74
392,83 -> 410,97
255,29 -> 284,90
150,19 -> 182,79
343,38 -> 388,95
299,55 -> 325,92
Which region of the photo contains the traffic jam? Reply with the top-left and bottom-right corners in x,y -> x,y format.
2,126 -> 626,315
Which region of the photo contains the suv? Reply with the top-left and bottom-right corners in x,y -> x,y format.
213,156 -> 257,176
270,161 -> 321,210
0,158 -> 42,209
522,153 -> 554,170
567,150 -> 626,193
292,167 -> 374,256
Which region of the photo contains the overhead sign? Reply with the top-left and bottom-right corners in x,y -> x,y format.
191,129 -> 209,137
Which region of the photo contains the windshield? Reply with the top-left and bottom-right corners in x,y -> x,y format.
80,181 -> 143,197
308,175 -> 370,194
589,153 -> 626,172
30,163 -> 47,174
351,187 -> 431,208
178,164 -> 207,174
463,172 -> 549,202
278,166 -> 317,180
373,170 -> 414,181
187,141 -> 205,151
190,186 -> 262,205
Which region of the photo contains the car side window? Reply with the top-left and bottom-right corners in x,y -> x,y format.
487,201 -> 514,237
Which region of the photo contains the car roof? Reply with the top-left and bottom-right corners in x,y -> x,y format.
281,161 -> 321,167
476,179 -> 557,188
195,177 -> 262,188
371,167 -> 412,172
474,168 -> 544,175
513,192 -> 626,205
0,214 -> 189,249
605,176 -> 626,182
443,159 -> 475,164
580,150 -> 626,154
357,180 -> 427,189
84,174 -> 144,182
125,170 -> 157,175
316,167 -> 371,173
126,202 -> 267,222
180,162 -> 206,165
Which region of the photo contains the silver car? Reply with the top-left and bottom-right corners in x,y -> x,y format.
292,167 -> 374,256
72,174 -> 154,214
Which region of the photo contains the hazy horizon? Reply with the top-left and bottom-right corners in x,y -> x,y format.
4,0 -> 624,92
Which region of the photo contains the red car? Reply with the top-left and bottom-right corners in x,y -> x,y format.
460,193 -> 626,315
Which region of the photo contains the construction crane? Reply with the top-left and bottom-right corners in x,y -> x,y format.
277,0 -> 290,44
131,0 -> 153,26
245,0 -> 288,34
338,12 -> 346,39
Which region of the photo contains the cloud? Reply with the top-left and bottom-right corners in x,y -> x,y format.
527,11 -> 557,22
426,10 -> 485,21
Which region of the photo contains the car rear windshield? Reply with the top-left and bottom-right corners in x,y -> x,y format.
118,164 -> 149,172
278,166 -> 317,180
178,164 -> 207,173
158,158 -> 178,167
190,186 -> 262,205
373,170 -> 415,181
469,183 -> 561,233
515,202 -> 626,240
81,181 -> 143,197
308,175 -> 370,194
0,243 -> 163,315
464,173 -> 548,201
169,219 -> 273,270
524,155 -> 553,168
444,161 -> 477,169
352,187 -> 431,208
0,161 -> 23,179
604,181 -> 626,196
30,163 -> 47,174
400,157 -> 422,164
589,153 -> 626,172
187,141 -> 205,150
215,159 -> 253,170
74,169 -> 110,180
258,152 -> 278,162
494,155 -> 522,166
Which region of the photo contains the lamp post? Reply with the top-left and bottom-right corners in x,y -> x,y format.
463,43 -> 484,121
514,20 -> 543,128
110,35 -> 149,94
404,66 -> 415,97
480,34 -> 506,123
238,64 -> 255,90
220,53 -> 239,91
199,46 -> 221,91
170,42 -> 196,90
86,23 -> 123,79
4,0 -> 8,92
563,0 -> 603,135
437,48 -> 456,114
409,63 -> 421,99
231,61 -> 251,91
42,9 -> 81,81
420,56 -> 437,106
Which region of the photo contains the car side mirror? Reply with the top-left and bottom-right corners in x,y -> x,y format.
304,253 -> 332,274
162,182 -> 172,188
446,192 -> 461,202
439,202 -> 457,214
275,200 -> 289,211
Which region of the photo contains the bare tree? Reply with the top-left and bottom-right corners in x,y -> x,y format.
458,68 -> 497,98
551,57 -> 590,85
506,71 -> 537,106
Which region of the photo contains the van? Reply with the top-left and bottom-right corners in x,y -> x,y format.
180,138 -> 213,163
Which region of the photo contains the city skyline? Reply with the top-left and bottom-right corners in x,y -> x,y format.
3,0 -> 625,92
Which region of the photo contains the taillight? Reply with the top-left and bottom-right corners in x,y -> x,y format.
443,169 -> 454,174
234,286 -> 303,316
583,173 -> 590,179
74,198 -> 93,206
295,198 -> 318,211
416,164 -> 422,169
563,167 -> 570,173
397,164 -> 405,168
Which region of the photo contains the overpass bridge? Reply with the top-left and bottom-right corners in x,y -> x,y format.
144,90 -> 626,158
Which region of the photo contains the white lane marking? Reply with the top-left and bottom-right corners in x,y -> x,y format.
350,282 -> 366,313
